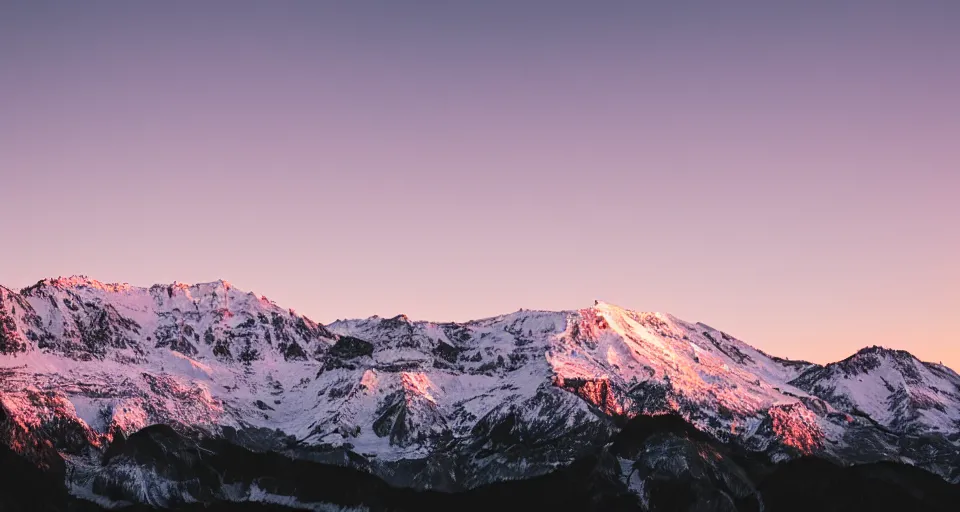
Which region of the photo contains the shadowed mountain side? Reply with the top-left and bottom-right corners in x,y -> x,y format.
1,416 -> 951,512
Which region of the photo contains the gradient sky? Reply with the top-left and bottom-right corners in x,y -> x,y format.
1,1 -> 957,368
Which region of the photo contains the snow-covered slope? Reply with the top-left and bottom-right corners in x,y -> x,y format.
790,346 -> 960,434
0,276 -> 958,507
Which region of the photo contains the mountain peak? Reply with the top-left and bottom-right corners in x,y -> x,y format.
156,278 -> 234,289
590,299 -> 668,313
23,276 -> 243,297
852,345 -> 913,358
28,275 -> 133,294
197,278 -> 234,290
589,299 -> 636,315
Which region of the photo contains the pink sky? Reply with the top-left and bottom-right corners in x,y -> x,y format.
1,2 -> 957,368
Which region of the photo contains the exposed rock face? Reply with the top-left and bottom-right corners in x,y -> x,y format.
0,287 -> 31,355
0,277 -> 957,510
556,376 -> 626,417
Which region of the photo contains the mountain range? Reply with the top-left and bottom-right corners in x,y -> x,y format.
0,276 -> 958,511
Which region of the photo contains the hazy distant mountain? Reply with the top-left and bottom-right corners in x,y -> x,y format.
1,276 -> 958,511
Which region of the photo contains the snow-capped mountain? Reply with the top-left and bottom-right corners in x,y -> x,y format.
790,346 -> 960,434
0,276 -> 958,510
